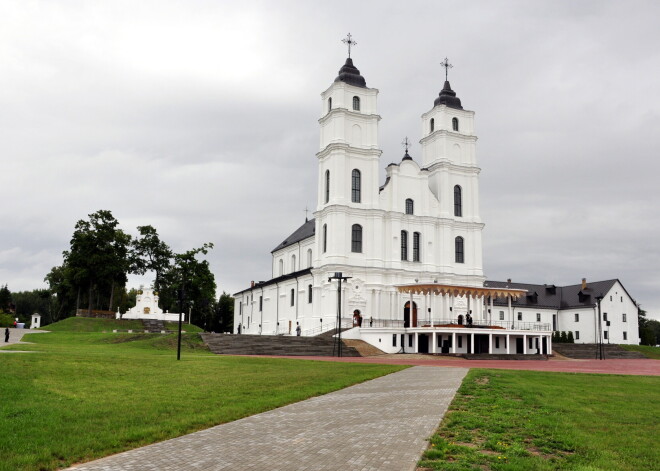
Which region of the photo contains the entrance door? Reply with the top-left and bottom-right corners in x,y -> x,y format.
516,337 -> 524,354
542,337 -> 547,355
403,301 -> 417,328
418,334 -> 429,353
475,335 -> 489,354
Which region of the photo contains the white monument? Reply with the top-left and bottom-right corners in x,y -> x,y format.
118,288 -> 183,322
30,313 -> 41,329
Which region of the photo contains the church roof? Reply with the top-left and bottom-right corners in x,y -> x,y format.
271,218 -> 316,253
484,279 -> 629,310
234,268 -> 313,296
334,58 -> 367,88
434,80 -> 463,109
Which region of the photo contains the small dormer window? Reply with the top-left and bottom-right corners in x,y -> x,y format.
328,97 -> 332,112
452,117 -> 459,131
353,96 -> 360,111
430,118 -> 434,132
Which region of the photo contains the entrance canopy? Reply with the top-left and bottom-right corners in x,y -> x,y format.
396,283 -> 527,299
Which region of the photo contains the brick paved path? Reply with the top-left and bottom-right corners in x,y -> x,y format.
0,328 -> 48,351
66,366 -> 467,471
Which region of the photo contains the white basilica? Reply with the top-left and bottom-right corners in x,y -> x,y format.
233,51 -> 639,354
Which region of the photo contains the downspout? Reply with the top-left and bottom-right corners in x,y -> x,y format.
275,282 -> 280,335
260,286 -> 264,335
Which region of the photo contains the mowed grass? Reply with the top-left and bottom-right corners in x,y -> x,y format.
43,316 -> 204,333
419,369 -> 660,471
0,325 -> 405,471
619,344 -> 660,359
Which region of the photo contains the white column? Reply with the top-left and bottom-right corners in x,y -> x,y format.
470,332 -> 475,354
488,333 -> 493,354
414,332 -> 418,353
548,334 -> 552,355
506,334 -> 510,354
450,294 -> 455,322
432,332 -> 437,354
452,332 -> 456,354
523,334 -> 527,354
538,335 -> 542,354
489,296 -> 494,325
508,295 -> 512,327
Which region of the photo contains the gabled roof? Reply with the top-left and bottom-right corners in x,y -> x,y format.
484,279 -> 626,310
271,218 -> 315,253
234,268 -> 313,296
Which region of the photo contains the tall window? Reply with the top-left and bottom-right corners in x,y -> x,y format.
351,169 -> 361,203
401,230 -> 408,261
452,117 -> 459,131
623,313 -> 627,322
279,259 -> 283,275
405,198 -> 414,215
322,224 -> 327,253
324,170 -> 330,203
308,284 -> 313,303
623,331 -> 627,340
307,248 -> 312,268
430,118 -> 434,132
352,96 -> 360,111
536,313 -> 541,322
575,331 -> 580,340
259,295 -> 263,311
517,312 -> 523,321
455,236 -> 464,263
499,311 -> 504,320
454,185 -> 462,217
575,313 -> 579,322
413,232 -> 421,262
328,97 -> 332,111
351,224 -> 362,253
291,254 -> 296,272
290,288 -> 295,306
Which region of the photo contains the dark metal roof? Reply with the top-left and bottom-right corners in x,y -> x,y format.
434,80 -> 463,109
334,58 -> 367,88
484,279 -> 624,310
234,268 -> 313,296
271,218 -> 315,253
402,151 -> 413,161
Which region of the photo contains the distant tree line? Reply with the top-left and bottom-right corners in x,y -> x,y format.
638,309 -> 660,346
1,210 -> 233,332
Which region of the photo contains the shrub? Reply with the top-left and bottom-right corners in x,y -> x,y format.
0,312 -> 14,327
560,331 -> 568,343
567,331 -> 574,343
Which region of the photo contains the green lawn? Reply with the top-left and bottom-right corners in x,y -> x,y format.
43,316 -> 204,333
619,344 -> 660,359
419,369 -> 660,471
0,326 -> 405,471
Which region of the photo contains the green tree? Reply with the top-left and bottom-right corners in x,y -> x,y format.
0,284 -> 11,312
131,225 -> 173,293
567,331 -> 574,343
560,331 -> 568,343
214,292 -> 234,333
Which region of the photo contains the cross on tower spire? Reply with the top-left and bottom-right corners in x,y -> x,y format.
440,57 -> 453,81
304,206 -> 310,222
401,137 -> 411,154
342,33 -> 357,58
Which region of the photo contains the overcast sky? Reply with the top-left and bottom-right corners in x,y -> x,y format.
2,0 -> 659,320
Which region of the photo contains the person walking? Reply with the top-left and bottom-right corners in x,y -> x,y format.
4,327 -> 9,343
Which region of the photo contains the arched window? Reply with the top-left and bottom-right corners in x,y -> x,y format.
452,117 -> 459,131
351,169 -> 361,203
401,230 -> 408,261
291,254 -> 296,272
322,224 -> 327,253
454,185 -> 462,217
307,248 -> 312,268
328,97 -> 332,112
405,198 -> 414,215
351,224 -> 362,253
308,284 -> 313,303
290,288 -> 295,306
278,259 -> 283,275
352,96 -> 360,111
455,236 -> 464,263
324,170 -> 330,203
430,118 -> 434,132
413,232 -> 421,262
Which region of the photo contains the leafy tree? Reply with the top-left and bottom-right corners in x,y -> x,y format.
638,309 -> 660,346
0,284 -> 11,312
11,289 -> 52,325
131,225 -> 173,293
213,292 -> 234,333
560,331 -> 568,343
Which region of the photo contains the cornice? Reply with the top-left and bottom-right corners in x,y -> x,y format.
316,142 -> 382,159
318,108 -> 382,125
419,129 -> 477,144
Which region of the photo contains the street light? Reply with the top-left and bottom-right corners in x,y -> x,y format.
328,272 -> 351,357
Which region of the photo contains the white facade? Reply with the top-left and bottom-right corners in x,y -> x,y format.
119,288 -> 183,322
30,313 -> 41,329
234,57 -> 637,351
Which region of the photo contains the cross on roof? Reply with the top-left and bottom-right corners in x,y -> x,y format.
401,137 -> 411,154
440,57 -> 453,81
304,206 -> 309,221
342,33 -> 357,58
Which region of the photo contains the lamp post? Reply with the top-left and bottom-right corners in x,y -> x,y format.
595,294 -> 604,360
328,272 -> 351,357
177,279 -> 185,361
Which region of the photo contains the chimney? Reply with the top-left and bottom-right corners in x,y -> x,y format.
581,278 -> 587,290
251,280 -> 255,288
507,278 -> 512,283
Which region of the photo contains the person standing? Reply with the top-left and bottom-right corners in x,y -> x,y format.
296,323 -> 301,336
4,327 -> 9,343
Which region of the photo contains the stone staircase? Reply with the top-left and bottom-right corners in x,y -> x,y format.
200,333 -> 361,357
315,327 -> 353,339
142,319 -> 166,333
552,343 -> 646,359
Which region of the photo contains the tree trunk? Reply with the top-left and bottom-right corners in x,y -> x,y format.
88,281 -> 93,315
108,280 -> 115,311
76,286 -> 81,312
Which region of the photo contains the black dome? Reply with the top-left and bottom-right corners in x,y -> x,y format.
434,80 -> 463,109
402,151 -> 413,161
334,58 -> 367,88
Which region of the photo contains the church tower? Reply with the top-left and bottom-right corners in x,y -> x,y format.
315,35 -> 382,267
419,59 -> 484,283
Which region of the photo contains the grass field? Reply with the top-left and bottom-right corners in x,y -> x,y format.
419,369 -> 660,471
619,344 -> 660,359
43,316 -> 204,333
0,321 -> 405,471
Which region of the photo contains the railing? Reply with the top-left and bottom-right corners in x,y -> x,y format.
359,319 -> 405,328
302,318 -> 353,337
412,318 -> 551,331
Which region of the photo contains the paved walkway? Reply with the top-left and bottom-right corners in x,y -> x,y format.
0,328 -> 48,351
66,366 -> 467,471
254,355 -> 660,376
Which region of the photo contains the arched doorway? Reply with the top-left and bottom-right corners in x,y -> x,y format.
404,301 -> 417,328
353,309 -> 362,327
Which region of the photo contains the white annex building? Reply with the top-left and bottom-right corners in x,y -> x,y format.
118,288 -> 183,322
234,49 -> 639,354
